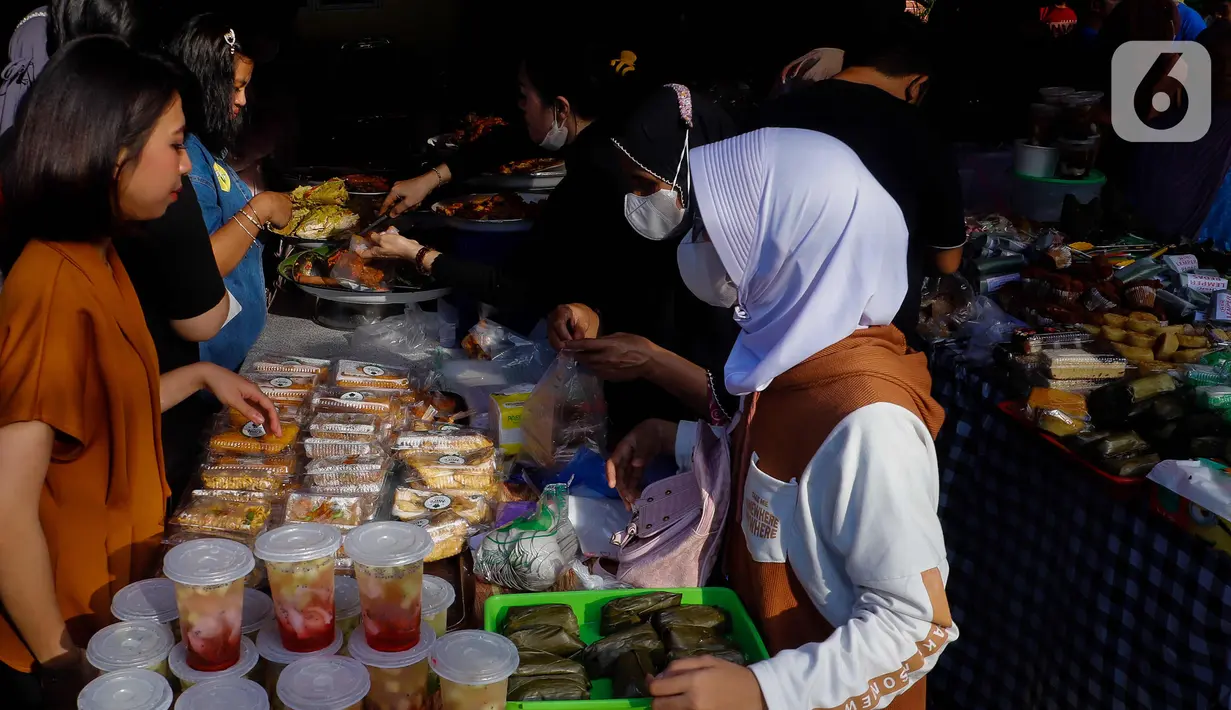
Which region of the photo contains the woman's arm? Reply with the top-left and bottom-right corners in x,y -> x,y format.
170,295 -> 229,342
209,193 -> 292,277
160,362 -> 282,433
562,336 -> 712,417
0,421 -> 77,665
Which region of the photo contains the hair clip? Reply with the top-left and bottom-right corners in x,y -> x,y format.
224,29 -> 237,55
664,84 -> 694,128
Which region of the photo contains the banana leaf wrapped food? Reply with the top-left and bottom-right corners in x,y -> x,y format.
650,605 -> 731,635
611,650 -> 658,699
600,591 -> 682,634
661,626 -> 741,654
667,648 -> 747,666
513,650 -> 588,680
507,675 -> 590,701
581,623 -> 664,677
505,624 -> 586,657
502,605 -> 581,637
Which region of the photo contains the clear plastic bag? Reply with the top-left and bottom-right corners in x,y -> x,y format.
919,273 -> 979,342
474,483 -> 580,592
521,353 -> 607,471
347,306 -> 437,365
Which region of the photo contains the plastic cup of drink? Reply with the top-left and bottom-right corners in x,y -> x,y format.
1062,90 -> 1104,139
243,589 -> 275,641
333,577 -> 362,644
257,623 -> 344,710
255,524 -> 343,654
1027,103 -> 1062,146
163,538 -> 255,672
111,579 -> 181,642
174,678 -> 270,710
170,635 -> 259,690
429,630 -> 519,710
276,656 -> 370,710
1039,86 -> 1075,105
420,575 -> 455,638
78,669 -> 173,710
86,620 -> 175,678
346,624 -> 436,710
344,522 -> 434,653
1057,137 -> 1099,178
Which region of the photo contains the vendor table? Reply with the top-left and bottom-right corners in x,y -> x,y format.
926,349 -> 1231,710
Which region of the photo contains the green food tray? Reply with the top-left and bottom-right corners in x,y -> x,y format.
483,587 -> 769,710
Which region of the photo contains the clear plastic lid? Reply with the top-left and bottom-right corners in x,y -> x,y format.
162,538 -> 256,587
276,656 -> 371,710
346,625 -> 436,669
256,623 -> 344,666
86,620 -> 175,672
333,577 -> 361,620
254,523 -> 343,564
174,678 -> 270,710
421,575 -> 456,618
169,636 -> 258,685
78,669 -> 174,710
343,521 -> 434,568
242,589 -> 274,636
429,630 -> 519,686
111,578 -> 180,625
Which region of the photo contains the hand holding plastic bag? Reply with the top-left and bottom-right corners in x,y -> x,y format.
521,353 -> 607,471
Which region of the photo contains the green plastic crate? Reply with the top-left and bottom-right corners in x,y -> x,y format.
483,587 -> 769,710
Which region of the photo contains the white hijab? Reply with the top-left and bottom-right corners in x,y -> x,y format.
690,127 -> 910,395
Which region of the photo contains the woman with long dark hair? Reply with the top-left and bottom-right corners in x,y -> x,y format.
0,36 -> 279,708
167,13 -> 294,372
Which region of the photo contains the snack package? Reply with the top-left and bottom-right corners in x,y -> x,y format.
392,488 -> 493,527
333,359 -> 412,391
199,464 -> 298,494
1025,387 -> 1088,419
309,412 -> 387,441
408,511 -> 472,562
228,402 -> 307,429
393,427 -> 494,457
303,455 -> 391,494
207,420 -> 300,455
249,373 -> 318,403
303,436 -> 387,459
521,353 -> 607,470
285,492 -> 380,526
1042,350 -> 1128,380
401,457 -> 502,496
168,494 -> 272,537
245,354 -> 331,378
312,387 -> 405,419
201,453 -> 299,476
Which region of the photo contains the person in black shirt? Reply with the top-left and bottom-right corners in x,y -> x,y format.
755,12 -> 966,350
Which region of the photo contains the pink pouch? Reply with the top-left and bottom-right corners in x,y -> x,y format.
612,423 -> 730,588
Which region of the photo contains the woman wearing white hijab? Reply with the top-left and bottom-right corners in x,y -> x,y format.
608,128 -> 957,710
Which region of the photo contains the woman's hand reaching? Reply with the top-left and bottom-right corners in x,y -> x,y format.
563,333 -> 658,381
548,303 -> 600,350
364,229 -> 423,261
606,418 -> 678,509
195,363 -> 282,437
381,168 -> 447,217
252,191 -> 294,230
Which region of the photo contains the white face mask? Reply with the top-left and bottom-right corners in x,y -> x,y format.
539,107 -> 568,151
622,130 -> 690,241
677,228 -> 737,308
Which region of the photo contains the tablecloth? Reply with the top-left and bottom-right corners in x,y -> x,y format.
927,348 -> 1231,710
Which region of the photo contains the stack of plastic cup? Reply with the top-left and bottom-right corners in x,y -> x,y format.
420,575 -> 456,637
162,538 -> 255,672
86,620 -> 175,678
344,522 -> 434,653
346,624 -> 436,710
170,635 -> 260,690
256,623 -> 345,709
174,677 -> 270,710
242,589 -> 275,641
78,669 -> 174,710
276,656 -> 370,710
430,630 -> 519,710
111,579 -> 181,641
332,577 -> 362,644
255,524 -> 343,654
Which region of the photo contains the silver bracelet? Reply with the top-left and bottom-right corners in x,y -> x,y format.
231,214 -> 257,243
430,166 -> 445,186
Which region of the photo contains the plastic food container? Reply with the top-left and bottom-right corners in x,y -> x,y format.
243,589 -> 275,641
276,656 -> 370,710
174,677 -> 270,710
1056,136 -> 1098,178
256,625 -> 344,710
255,524 -> 343,654
333,577 -> 362,644
247,354 -> 331,378
334,360 -> 412,391
170,636 -> 259,689
303,456 -> 391,495
111,579 -> 180,640
345,522 -> 435,652
208,420 -> 301,456
302,438 -> 386,460
162,538 -> 256,672
421,575 -> 456,637
346,625 -> 436,710
168,495 -> 273,538
1062,90 -> 1104,138
1014,138 -> 1058,178
1042,350 -> 1128,380
430,630 -> 519,710
1010,170 -> 1106,223
78,669 -> 174,710
1038,86 -> 1075,105
285,493 -> 379,526
1027,103 -> 1062,146
86,620 -> 175,677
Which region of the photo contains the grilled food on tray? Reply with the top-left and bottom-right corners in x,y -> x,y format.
289,177 -> 348,206
340,174 -> 390,193
497,157 -> 563,175
436,193 -> 542,221
275,204 -> 359,240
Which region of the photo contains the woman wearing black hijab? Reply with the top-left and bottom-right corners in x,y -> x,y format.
554,84 -> 742,436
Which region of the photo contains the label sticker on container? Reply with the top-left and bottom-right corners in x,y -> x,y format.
412,519 -> 430,528
242,422 -> 266,438
270,377 -> 293,388
424,495 -> 452,511
361,365 -> 384,377
438,454 -> 465,465
438,424 -> 461,433
341,392 -> 365,401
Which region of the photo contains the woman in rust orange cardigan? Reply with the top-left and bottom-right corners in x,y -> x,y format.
0,37 -> 279,708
